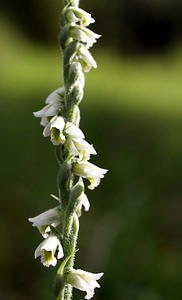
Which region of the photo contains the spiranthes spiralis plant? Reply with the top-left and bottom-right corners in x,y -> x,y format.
29,1 -> 108,299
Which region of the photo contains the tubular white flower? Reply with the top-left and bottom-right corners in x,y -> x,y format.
28,206 -> 60,238
64,122 -> 96,159
78,45 -> 97,72
33,87 -> 65,125
35,235 -> 63,267
66,7 -> 95,26
43,115 -> 66,145
73,161 -> 108,190
42,117 -> 96,154
71,26 -> 101,48
65,137 -> 96,160
66,269 -> 104,300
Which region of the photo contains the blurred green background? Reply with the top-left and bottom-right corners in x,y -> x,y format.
1,0 -> 182,299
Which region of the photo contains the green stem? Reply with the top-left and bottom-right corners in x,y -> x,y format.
56,1 -> 84,299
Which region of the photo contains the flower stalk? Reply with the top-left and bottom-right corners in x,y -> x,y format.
29,1 -> 107,299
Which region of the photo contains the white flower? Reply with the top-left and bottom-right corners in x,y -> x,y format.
66,268 -> 103,299
33,87 -> 65,126
73,161 -> 108,190
78,45 -> 97,72
71,26 -> 101,48
42,117 -> 96,160
43,115 -> 66,145
65,136 -> 96,160
64,122 -> 96,160
66,7 -> 95,26
35,235 -> 63,267
28,206 -> 60,238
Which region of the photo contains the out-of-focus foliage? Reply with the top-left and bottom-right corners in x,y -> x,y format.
1,1 -> 182,300
1,0 -> 182,52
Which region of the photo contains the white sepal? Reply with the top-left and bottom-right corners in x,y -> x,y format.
28,206 -> 60,238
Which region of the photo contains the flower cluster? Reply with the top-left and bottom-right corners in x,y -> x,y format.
29,2 -> 106,299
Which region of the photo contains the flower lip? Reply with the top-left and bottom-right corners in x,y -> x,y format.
34,235 -> 64,267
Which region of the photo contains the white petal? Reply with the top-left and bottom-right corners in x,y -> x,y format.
65,122 -> 84,138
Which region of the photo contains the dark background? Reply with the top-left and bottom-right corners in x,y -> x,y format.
0,0 -> 182,299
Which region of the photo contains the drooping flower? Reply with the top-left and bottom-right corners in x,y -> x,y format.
73,161 -> 108,190
28,206 -> 60,238
35,235 -> 63,267
66,268 -> 104,299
